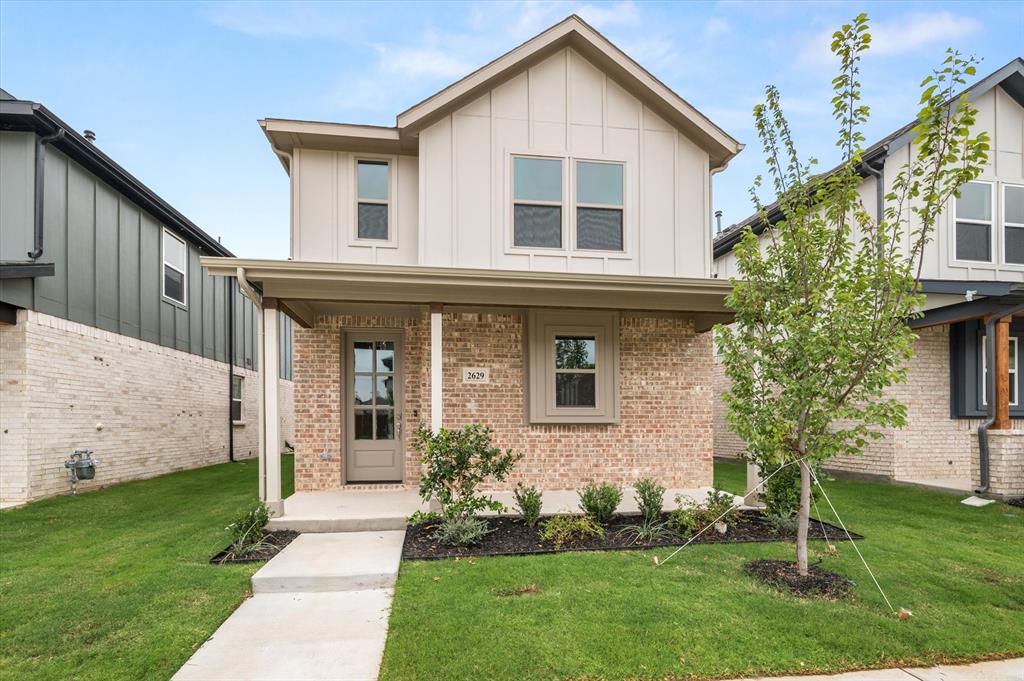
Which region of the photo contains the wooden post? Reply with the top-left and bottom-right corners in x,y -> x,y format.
994,316 -> 1012,430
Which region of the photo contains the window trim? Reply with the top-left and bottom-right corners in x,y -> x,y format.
351,156 -> 398,248
161,228 -> 188,307
1000,183 -> 1024,266
950,319 -> 1024,418
231,374 -> 244,422
573,158 -> 626,253
510,154 -> 566,251
951,180 -> 995,265
527,310 -> 619,424
980,334 -> 1018,407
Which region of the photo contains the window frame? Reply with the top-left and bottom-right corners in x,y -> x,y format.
527,310 -> 619,424
951,180 -> 995,265
231,374 -> 244,422
573,158 -> 626,253
949,319 -> 1024,418
510,154 -> 566,251
1001,183 -> 1024,266
980,334 -> 1018,407
351,156 -> 398,248
161,228 -> 188,307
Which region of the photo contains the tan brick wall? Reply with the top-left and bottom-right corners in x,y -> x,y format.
292,308 -> 713,492
975,430 -> 1024,497
0,310 -> 276,505
711,325 -> 1021,484
712,351 -> 745,459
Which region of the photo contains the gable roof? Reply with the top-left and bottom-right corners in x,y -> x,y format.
262,15 -> 743,171
712,57 -> 1024,260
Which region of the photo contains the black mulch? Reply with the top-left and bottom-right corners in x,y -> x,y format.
210,530 -> 300,564
1006,497 -> 1024,508
402,510 -> 860,560
744,558 -> 851,599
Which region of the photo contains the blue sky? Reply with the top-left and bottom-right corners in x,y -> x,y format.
1,1 -> 1021,259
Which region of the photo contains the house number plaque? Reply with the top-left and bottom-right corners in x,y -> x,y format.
462,367 -> 490,384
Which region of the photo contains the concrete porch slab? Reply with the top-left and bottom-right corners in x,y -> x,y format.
252,532 -> 405,593
172,590 -> 392,681
269,485 -> 733,533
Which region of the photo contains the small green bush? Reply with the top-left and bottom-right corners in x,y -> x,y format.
539,515 -> 605,547
221,499 -> 271,560
578,482 -> 622,524
766,513 -> 799,535
407,510 -> 441,528
432,516 -> 491,546
633,477 -> 665,524
668,490 -> 740,537
513,483 -> 543,527
757,460 -> 820,517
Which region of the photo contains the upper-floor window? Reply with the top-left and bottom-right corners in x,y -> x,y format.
162,229 -> 187,306
576,161 -> 624,251
955,181 -> 993,262
513,156 -> 563,248
1005,184 -> 1024,265
357,160 -> 389,240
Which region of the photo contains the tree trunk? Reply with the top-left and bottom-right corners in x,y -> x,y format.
796,460 -> 811,576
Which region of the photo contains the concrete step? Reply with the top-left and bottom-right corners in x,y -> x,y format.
252,531 -> 405,593
268,515 -> 409,533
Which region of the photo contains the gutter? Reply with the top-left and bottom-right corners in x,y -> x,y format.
29,126 -> 65,259
227,279 -> 235,463
977,302 -> 1024,493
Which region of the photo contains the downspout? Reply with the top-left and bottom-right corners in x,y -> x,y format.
236,267 -> 265,498
862,155 -> 885,228
977,302 -> 1024,494
227,278 -> 235,462
29,127 -> 65,259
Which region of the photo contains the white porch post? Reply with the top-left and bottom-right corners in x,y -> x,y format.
263,299 -> 282,516
430,304 -> 443,432
744,460 -> 765,508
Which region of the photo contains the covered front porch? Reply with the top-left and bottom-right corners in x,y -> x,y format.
200,257 -> 735,515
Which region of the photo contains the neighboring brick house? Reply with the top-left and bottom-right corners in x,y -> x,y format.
713,58 -> 1024,498
0,91 -> 295,507
201,15 -> 742,513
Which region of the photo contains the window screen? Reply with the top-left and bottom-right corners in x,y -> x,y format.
576,161 -> 623,251
1005,186 -> 1024,265
162,230 -> 187,305
357,160 -> 389,240
955,181 -> 992,262
513,157 -> 562,247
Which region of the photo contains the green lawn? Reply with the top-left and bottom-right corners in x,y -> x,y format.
0,455 -> 293,681
380,461 -> 1024,681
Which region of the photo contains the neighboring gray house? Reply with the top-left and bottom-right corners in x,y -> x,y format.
0,90 -> 294,507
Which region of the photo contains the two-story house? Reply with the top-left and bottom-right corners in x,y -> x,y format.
713,58 -> 1024,499
201,15 -> 742,513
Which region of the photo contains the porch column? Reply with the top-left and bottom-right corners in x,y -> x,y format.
994,315 -> 1012,430
744,460 -> 765,507
430,304 -> 443,432
263,299 -> 283,515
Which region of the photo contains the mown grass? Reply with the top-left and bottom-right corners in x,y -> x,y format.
380,460 -> 1024,680
0,455 -> 293,681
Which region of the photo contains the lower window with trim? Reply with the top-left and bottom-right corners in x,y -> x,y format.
231,375 -> 243,421
528,310 -> 619,424
949,319 -> 1024,417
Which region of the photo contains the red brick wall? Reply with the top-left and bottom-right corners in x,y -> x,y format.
292,308 -> 713,492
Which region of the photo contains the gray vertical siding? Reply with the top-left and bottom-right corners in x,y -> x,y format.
0,133 -> 284,373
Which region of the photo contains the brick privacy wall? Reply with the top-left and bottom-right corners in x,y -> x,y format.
711,325 -> 1021,483
292,309 -> 713,492
0,310 -> 273,505
712,351 -> 745,458
974,431 -> 1024,497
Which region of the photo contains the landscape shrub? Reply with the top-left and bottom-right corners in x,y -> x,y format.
539,515 -> 605,547
513,483 -> 543,527
633,477 -> 665,524
221,499 -> 271,559
758,460 -> 820,517
617,518 -> 672,545
578,482 -> 622,525
432,516 -> 491,546
406,510 -> 441,528
668,490 -> 740,537
415,424 -> 522,520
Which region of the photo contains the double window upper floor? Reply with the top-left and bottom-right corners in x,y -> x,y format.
954,180 -> 1024,266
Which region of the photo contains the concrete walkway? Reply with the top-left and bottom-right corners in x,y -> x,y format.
725,657 -> 1023,681
174,531 -> 404,681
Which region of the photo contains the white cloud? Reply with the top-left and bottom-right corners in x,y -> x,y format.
201,1 -> 363,40
375,45 -> 473,80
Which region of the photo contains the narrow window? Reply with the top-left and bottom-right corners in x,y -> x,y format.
576,161 -> 624,251
513,156 -> 563,248
231,375 -> 243,421
1004,185 -> 1024,265
162,230 -> 187,306
554,336 -> 597,407
955,181 -> 992,262
357,160 -> 389,240
980,335 -> 1018,406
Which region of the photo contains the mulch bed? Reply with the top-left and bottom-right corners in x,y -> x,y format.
743,559 -> 851,599
209,530 -> 300,564
1005,497 -> 1024,509
402,510 -> 860,560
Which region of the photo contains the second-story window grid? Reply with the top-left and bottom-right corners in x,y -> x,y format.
1004,184 -> 1024,265
357,160 -> 389,240
575,160 -> 624,251
513,156 -> 563,248
955,180 -> 993,262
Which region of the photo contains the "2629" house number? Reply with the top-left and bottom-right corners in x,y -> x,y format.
462,368 -> 490,384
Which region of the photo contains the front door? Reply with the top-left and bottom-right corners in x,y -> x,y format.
344,331 -> 403,482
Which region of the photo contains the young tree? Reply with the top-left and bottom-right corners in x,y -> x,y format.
717,14 -> 989,576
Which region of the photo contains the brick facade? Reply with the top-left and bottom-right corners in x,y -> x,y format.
292,308 -> 713,492
712,324 -> 1024,494
0,310 -> 293,506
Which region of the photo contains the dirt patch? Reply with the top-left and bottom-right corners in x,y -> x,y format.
744,558 -> 851,599
402,511 -> 860,560
210,530 -> 299,564
496,584 -> 540,597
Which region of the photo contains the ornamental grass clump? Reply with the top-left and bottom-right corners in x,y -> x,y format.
578,482 -> 621,525
220,499 -> 272,561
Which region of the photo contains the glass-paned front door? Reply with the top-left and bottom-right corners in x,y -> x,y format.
345,332 -> 403,482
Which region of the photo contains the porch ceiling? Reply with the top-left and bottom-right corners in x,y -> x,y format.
200,258 -> 734,330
